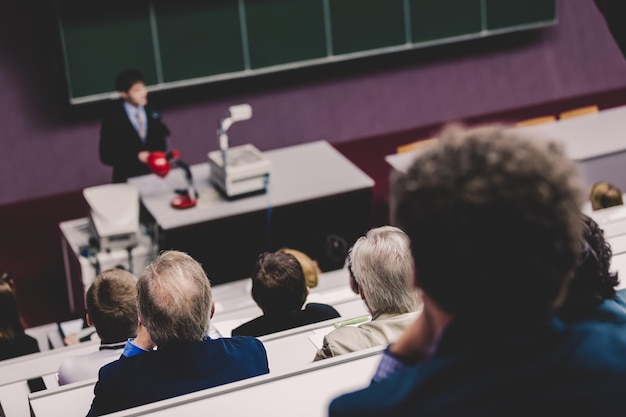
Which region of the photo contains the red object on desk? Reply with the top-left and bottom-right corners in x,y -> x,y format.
170,194 -> 197,209
147,150 -> 197,210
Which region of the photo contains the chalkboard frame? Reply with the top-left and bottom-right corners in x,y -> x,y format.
56,0 -> 557,105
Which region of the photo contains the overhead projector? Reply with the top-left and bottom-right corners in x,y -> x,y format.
208,104 -> 271,199
82,183 -> 140,251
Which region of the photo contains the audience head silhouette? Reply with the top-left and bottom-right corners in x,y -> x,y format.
326,124 -> 626,417
137,250 -> 213,346
280,248 -> 319,289
232,250 -> 339,337
392,124 -> 583,318
0,272 -> 24,342
589,181 -> 623,211
86,250 -> 268,417
313,225 -> 421,361
87,268 -> 138,344
252,251 -> 308,315
559,213 -> 620,322
348,226 -> 420,316
317,233 -> 349,272
0,270 -> 39,360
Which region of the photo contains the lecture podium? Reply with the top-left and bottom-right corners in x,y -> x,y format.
128,140 -> 375,285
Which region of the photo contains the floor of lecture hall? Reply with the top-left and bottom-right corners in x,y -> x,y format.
3,86 -> 626,329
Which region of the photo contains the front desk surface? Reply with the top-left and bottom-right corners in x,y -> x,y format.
128,140 -> 375,284
59,218 -> 154,314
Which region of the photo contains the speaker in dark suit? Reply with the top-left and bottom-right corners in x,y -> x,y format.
99,69 -> 170,183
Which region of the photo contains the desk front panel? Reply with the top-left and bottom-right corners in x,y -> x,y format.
150,188 -> 371,284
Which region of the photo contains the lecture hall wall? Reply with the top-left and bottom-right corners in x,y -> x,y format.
0,0 -> 625,206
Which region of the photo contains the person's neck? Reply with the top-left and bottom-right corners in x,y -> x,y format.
100,339 -> 126,346
123,100 -> 141,109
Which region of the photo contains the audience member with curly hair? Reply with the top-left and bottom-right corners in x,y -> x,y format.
559,213 -> 626,323
329,124 -> 626,417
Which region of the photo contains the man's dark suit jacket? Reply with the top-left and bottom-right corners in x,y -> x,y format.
99,99 -> 170,183
329,316 -> 626,417
86,336 -> 268,416
231,302 -> 340,337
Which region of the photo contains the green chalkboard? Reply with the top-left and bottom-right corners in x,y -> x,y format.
58,0 -> 156,99
410,0 -> 483,43
246,0 -> 327,69
56,0 -> 557,104
329,0 -> 407,55
486,0 -> 556,30
155,0 -> 245,82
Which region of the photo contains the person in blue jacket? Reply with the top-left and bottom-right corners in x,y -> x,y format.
87,250 -> 269,416
329,124 -> 626,417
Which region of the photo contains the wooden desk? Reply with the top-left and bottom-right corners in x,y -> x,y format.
129,141 -> 375,284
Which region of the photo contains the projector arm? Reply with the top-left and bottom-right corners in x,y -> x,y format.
216,104 -> 253,168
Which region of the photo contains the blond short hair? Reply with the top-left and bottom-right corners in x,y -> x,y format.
280,248 -> 319,288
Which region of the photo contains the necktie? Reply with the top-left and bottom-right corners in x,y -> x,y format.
136,109 -> 146,140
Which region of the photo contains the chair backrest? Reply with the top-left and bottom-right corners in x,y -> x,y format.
515,115 -> 557,127
58,347 -> 384,417
28,378 -> 96,417
0,340 -> 99,386
259,309 -> 370,374
559,105 -> 599,120
396,137 -> 438,154
28,318 -> 379,417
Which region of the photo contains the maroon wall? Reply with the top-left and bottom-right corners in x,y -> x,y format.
0,0 -> 625,206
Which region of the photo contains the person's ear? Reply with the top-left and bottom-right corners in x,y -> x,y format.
85,313 -> 93,327
210,302 -> 215,319
120,91 -> 129,102
349,274 -> 360,295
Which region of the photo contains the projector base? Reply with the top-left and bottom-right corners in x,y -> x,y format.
170,194 -> 197,209
212,184 -> 267,201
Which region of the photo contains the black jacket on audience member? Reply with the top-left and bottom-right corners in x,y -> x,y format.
0,332 -> 39,361
231,303 -> 340,337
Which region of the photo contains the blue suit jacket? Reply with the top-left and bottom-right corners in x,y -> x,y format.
87,336 -> 268,416
329,315 -> 626,417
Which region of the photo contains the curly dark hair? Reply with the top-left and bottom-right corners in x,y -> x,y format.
392,124 -> 583,317
558,214 -> 620,321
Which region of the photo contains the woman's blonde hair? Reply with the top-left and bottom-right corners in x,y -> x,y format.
280,248 -> 319,289
590,181 -> 623,211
